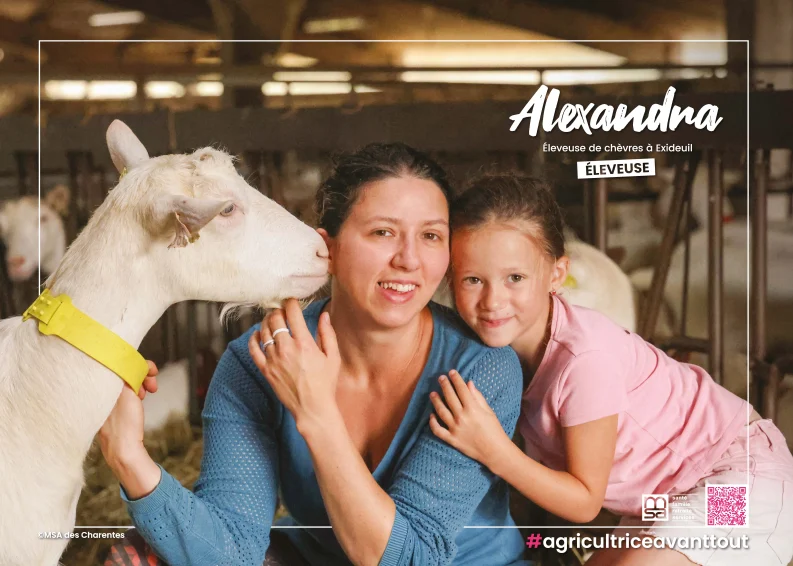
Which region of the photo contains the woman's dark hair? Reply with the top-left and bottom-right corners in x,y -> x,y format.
450,173 -> 566,259
315,142 -> 452,236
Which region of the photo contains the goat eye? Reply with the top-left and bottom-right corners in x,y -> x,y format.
220,204 -> 236,216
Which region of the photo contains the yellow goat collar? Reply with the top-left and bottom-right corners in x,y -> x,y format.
22,289 -> 149,394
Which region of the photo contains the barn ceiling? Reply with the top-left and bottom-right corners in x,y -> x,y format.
0,0 -> 731,115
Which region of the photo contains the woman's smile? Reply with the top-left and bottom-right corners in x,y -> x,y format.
377,280 -> 420,304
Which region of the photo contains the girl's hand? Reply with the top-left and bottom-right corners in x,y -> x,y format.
429,369 -> 510,468
99,360 -> 158,468
248,298 -> 341,434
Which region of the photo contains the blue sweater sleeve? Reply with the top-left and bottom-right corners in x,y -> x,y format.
379,348 -> 523,566
121,345 -> 281,566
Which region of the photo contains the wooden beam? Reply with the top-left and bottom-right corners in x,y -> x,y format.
208,0 -> 272,107
24,60 -> 751,83
726,0 -> 753,72
544,0 -> 723,26
421,0 -> 671,62
233,0 -> 307,42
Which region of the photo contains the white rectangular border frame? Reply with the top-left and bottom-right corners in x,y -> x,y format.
37,39 -> 751,531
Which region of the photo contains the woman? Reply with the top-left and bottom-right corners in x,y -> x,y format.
430,173 -> 793,566
100,144 -> 530,566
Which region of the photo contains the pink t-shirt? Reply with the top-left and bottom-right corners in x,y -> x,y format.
518,294 -> 750,517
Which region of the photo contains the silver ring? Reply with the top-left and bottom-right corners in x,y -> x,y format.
260,339 -> 276,351
272,327 -> 290,338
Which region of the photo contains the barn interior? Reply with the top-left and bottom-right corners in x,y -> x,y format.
0,0 -> 792,564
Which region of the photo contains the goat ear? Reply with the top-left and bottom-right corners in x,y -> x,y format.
44,184 -> 70,216
106,120 -> 150,174
163,195 -> 233,249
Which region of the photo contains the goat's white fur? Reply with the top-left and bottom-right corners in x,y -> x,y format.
141,360 -> 190,432
0,120 -> 328,566
558,239 -> 637,333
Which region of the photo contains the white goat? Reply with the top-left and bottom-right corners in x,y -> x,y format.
558,239 -> 637,332
606,200 -> 662,273
141,359 -> 189,432
0,120 -> 329,566
434,238 -> 637,332
0,185 -> 70,282
140,349 -> 219,432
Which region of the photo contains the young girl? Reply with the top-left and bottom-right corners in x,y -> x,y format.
429,173 -> 793,566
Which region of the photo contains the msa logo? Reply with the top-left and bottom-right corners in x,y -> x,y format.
642,494 -> 669,521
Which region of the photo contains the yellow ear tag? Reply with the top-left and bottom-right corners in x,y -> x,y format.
563,273 -> 578,289
119,167 -> 128,179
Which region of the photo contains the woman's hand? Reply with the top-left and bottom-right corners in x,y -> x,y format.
99,360 -> 158,464
99,361 -> 162,499
429,370 -> 511,469
248,298 -> 341,435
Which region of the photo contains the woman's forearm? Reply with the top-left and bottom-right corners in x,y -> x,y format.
107,445 -> 162,500
486,437 -> 603,523
298,408 -> 396,566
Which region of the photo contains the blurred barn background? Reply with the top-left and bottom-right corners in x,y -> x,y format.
0,0 -> 792,564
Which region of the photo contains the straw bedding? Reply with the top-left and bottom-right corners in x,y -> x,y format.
61,417 -> 202,565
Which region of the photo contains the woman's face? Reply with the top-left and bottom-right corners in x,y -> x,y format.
451,221 -> 559,348
325,176 -> 450,328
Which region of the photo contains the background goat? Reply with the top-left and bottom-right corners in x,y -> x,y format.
0,185 -> 70,282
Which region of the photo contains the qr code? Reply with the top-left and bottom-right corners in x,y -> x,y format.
707,484 -> 747,526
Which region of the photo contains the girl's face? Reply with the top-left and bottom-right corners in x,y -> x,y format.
451,221 -> 566,348
322,176 -> 450,329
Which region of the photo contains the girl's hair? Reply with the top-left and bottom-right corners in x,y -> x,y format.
450,173 -> 566,259
315,142 -> 452,236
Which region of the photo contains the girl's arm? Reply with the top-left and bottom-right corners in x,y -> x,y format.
489,414 -> 617,523
430,371 -> 618,523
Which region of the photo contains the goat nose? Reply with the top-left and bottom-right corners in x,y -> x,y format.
8,256 -> 25,269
